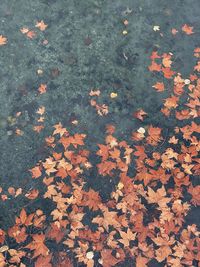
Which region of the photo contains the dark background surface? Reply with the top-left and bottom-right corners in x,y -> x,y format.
0,1 -> 200,265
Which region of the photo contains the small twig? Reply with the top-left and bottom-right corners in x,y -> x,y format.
123,52 -> 128,60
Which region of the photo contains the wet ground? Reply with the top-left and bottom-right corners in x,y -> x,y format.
0,1 -> 200,266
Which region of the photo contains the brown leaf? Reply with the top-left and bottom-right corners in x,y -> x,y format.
26,234 -> 49,258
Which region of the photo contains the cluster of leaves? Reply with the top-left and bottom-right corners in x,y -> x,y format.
20,20 -> 48,39
0,83 -> 200,266
89,89 -> 109,116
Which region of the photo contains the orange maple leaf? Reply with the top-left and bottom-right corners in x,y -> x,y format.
106,124 -> 116,134
146,126 -> 163,146
96,103 -> 109,116
136,255 -> 149,267
71,133 -> 86,148
162,55 -> 172,68
29,166 -> 42,179
118,229 -> 137,247
35,254 -> 52,267
96,144 -> 110,161
135,170 -> 154,186
134,145 -> 147,160
8,225 -> 27,243
0,35 -> 7,46
168,136 -> 178,144
100,249 -> 123,267
38,84 -> 47,94
188,185 -> 200,206
8,187 -> 15,196
89,89 -> 101,96
0,230 -> 5,244
25,189 -> 39,199
150,51 -> 161,60
33,125 -> 44,133
162,67 -> 176,79
164,95 -> 179,109
53,122 -> 68,136
26,30 -> 36,39
82,189 -> 102,211
97,160 -> 116,176
148,61 -> 162,72
46,223 -> 66,243
194,61 -> 200,71
155,246 -> 172,262
147,186 -> 171,206
152,82 -> 165,92
19,208 -> 27,224
92,206 -> 121,231
182,24 -> 194,35
35,20 -> 48,31
171,28 -> 178,35
133,109 -> 147,121
26,234 -> 49,258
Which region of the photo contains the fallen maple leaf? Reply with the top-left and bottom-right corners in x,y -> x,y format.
25,189 -> 39,199
0,35 -> 7,46
96,104 -> 109,116
148,61 -> 162,72
29,166 -> 42,179
0,253 -> 6,266
26,30 -> 36,39
118,229 -> 137,247
155,245 -> 172,262
100,249 -> 122,267
171,28 -> 178,35
89,89 -> 101,96
19,208 -> 27,224
150,51 -> 161,60
35,254 -> 52,267
133,109 -> 147,121
136,254 -> 149,267
8,187 -> 15,196
168,136 -> 178,144
164,95 -> 179,109
194,61 -> 200,71
38,84 -> 47,94
8,225 -> 27,243
7,249 -> 26,265
0,230 -> 5,244
26,234 -> 49,258
162,67 -> 176,79
152,82 -> 165,92
147,186 -> 171,207
35,20 -> 48,31
33,125 -> 44,133
188,185 -> 200,206
92,206 -> 121,231
162,55 -> 172,68
182,24 -> 194,35
53,122 -> 68,136
82,189 -> 102,211
146,125 -> 163,146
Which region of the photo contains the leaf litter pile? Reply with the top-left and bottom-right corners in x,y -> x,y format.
0,8 -> 200,267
